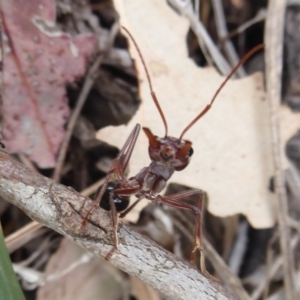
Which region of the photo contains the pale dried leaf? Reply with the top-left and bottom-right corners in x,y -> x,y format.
98,0 -> 299,228
130,276 -> 161,300
37,239 -> 124,300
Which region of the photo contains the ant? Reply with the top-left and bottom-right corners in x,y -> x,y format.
83,25 -> 263,279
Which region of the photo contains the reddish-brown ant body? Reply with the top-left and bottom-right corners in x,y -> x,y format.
83,26 -> 263,279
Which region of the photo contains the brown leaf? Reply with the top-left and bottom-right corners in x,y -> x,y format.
1,0 -> 96,167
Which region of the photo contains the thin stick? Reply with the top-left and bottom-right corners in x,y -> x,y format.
52,55 -> 103,182
264,1 -> 296,299
52,22 -> 119,182
5,222 -> 45,253
220,9 -> 266,44
193,0 -> 214,66
168,0 -> 232,75
251,235 -> 300,300
211,0 -> 246,77
285,165 -> 300,202
171,212 -> 251,300
17,154 -> 38,172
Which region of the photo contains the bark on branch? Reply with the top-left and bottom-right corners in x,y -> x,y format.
0,150 -> 235,300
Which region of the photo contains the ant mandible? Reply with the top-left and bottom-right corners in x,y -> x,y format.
83,25 -> 263,280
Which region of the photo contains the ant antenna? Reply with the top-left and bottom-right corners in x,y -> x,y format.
121,26 -> 168,137
179,44 -> 264,141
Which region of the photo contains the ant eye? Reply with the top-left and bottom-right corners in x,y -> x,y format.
188,147 -> 194,157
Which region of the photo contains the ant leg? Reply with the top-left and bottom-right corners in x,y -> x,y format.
107,185 -> 141,242
103,192 -> 119,261
156,190 -> 216,280
81,124 -> 140,226
109,192 -> 119,247
119,198 -> 142,218
95,124 -> 141,206
105,186 -> 141,260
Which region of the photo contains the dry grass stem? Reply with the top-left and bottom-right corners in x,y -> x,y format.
265,1 -> 297,299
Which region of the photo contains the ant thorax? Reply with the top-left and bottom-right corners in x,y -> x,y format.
134,162 -> 173,194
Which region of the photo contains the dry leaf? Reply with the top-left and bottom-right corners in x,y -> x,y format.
37,239 -> 124,300
97,0 -> 299,228
130,276 -> 161,300
2,0 -> 96,168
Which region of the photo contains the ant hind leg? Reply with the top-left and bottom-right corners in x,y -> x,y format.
156,190 -> 218,281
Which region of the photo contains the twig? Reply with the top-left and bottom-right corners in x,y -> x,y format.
168,0 -> 232,75
17,154 -> 38,172
40,252 -> 93,284
251,235 -> 300,300
204,237 -> 251,300
5,221 -> 46,254
51,54 -> 102,182
285,164 -> 300,201
172,213 -> 250,300
195,0 -> 200,20
193,0 -> 214,66
4,177 -> 105,253
80,177 -> 105,198
288,217 -> 300,234
0,151 -> 236,300
221,9 -> 266,44
264,1 -> 297,299
211,0 -> 246,77
52,22 -> 119,182
264,231 -> 280,299
227,220 -> 248,275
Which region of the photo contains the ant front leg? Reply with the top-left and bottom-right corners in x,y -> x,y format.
82,124 -> 141,226
103,183 -> 141,261
156,190 -> 216,280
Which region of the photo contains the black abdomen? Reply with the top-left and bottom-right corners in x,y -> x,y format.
99,182 -> 130,212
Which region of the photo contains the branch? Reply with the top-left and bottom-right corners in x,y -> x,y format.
0,150 -> 236,300
168,0 -> 232,75
211,0 -> 246,77
264,1 -> 297,299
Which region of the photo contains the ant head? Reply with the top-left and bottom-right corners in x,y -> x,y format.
143,127 -> 194,171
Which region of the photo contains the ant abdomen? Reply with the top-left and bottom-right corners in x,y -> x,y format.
99,182 -> 130,212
